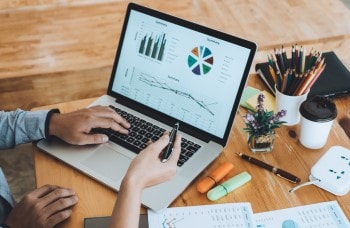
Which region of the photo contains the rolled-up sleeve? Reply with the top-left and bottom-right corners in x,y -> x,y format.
0,109 -> 49,149
0,168 -> 14,207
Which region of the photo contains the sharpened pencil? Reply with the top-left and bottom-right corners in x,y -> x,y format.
264,45 -> 326,96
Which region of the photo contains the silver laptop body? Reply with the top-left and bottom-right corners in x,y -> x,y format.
37,3 -> 257,211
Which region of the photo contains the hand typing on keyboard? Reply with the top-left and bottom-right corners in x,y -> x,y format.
91,105 -> 202,167
50,105 -> 130,145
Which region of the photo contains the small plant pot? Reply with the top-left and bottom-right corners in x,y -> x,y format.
248,131 -> 275,153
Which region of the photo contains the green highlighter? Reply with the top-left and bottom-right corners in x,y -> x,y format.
207,171 -> 252,201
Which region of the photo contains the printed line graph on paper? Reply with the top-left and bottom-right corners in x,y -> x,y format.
162,217 -> 184,228
139,73 -> 217,116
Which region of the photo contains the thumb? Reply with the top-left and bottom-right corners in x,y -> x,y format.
75,133 -> 109,145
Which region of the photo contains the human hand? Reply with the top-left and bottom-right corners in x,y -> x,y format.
109,133 -> 181,228
5,185 -> 78,228
123,132 -> 182,190
48,105 -> 130,145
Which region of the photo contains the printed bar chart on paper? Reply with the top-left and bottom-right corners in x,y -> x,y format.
254,201 -> 349,228
148,203 -> 256,228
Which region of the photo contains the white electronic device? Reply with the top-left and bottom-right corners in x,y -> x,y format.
290,146 -> 350,196
309,146 -> 350,196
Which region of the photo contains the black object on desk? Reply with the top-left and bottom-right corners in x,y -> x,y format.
84,215 -> 148,228
256,51 -> 350,98
237,153 -> 301,184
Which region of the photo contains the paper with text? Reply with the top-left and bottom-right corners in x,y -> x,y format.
148,203 -> 255,228
254,201 -> 349,228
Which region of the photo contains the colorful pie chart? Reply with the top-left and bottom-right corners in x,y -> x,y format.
188,46 -> 214,75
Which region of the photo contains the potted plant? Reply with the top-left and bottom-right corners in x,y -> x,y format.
243,93 -> 286,152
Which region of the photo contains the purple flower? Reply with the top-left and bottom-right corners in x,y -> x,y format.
243,92 -> 287,138
251,122 -> 259,130
256,93 -> 265,112
246,113 -> 255,122
276,109 -> 287,119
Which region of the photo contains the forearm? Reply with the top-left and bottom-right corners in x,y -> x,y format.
108,134 -> 180,227
0,109 -> 49,149
109,178 -> 143,228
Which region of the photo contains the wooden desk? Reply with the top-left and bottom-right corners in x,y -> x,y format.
2,0 -> 350,111
33,72 -> 350,227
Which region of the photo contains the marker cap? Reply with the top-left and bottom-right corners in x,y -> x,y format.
196,162 -> 234,193
207,171 -> 252,201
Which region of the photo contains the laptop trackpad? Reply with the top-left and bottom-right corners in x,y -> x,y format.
81,145 -> 131,182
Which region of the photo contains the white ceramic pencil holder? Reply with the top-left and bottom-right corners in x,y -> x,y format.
275,86 -> 308,126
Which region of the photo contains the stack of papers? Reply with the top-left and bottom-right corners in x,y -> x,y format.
148,201 -> 349,228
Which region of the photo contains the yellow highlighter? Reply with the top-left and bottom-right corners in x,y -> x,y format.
207,171 -> 252,201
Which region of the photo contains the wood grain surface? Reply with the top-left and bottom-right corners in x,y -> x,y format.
1,0 -> 350,110
32,76 -> 350,227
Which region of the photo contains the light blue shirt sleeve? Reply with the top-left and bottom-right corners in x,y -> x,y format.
0,109 -> 49,149
0,168 -> 14,207
0,109 -> 49,209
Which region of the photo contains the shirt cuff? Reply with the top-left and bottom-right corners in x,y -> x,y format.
45,109 -> 60,138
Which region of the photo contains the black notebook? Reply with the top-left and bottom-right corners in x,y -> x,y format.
255,51 -> 350,98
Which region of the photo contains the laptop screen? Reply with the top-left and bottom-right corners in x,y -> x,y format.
109,3 -> 256,144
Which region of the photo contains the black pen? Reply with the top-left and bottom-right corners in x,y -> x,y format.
236,152 -> 301,184
161,122 -> 179,163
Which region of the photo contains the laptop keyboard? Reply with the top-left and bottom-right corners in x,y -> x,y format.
90,105 -> 201,167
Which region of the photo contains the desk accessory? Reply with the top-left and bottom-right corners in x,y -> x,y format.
290,146 -> 350,196
240,86 -> 260,111
196,162 -> 234,193
207,171 -> 251,201
276,85 -> 308,125
256,50 -> 350,98
84,215 -> 148,228
299,96 -> 337,149
246,90 -> 276,112
237,153 -> 301,183
240,87 -> 276,112
161,122 -> 179,162
242,93 -> 286,152
262,45 -> 326,96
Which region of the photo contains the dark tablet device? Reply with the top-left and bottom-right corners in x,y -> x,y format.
84,214 -> 148,228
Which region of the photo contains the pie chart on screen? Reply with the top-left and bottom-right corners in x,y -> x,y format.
187,46 -> 214,75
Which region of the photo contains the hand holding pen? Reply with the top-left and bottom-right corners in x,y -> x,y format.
161,122 -> 179,162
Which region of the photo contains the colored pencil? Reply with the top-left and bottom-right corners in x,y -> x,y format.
265,45 -> 326,96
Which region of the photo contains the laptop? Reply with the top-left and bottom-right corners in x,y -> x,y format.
37,2 -> 257,211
